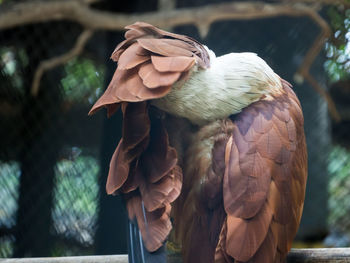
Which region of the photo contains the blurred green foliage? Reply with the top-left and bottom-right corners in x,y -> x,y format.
60,57 -> 104,104
0,237 -> 14,258
0,162 -> 19,257
0,22 -> 105,255
53,156 -> 99,220
325,6 -> 350,82
52,155 -> 99,251
328,146 -> 350,234
0,162 -> 20,228
0,155 -> 100,257
1,48 -> 104,102
0,47 -> 25,95
325,5 -> 350,238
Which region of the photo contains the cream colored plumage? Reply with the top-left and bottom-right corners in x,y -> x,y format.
152,51 -> 282,125
89,22 -> 308,263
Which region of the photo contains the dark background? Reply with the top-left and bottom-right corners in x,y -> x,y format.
1,0 -> 350,258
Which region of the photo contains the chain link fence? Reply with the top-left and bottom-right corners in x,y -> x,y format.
1,0 -> 350,258
0,18 -> 105,257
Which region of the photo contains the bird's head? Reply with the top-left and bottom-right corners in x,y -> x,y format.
151,51 -> 283,125
89,22 -> 283,126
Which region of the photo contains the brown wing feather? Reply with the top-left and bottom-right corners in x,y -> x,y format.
174,82 -> 306,263
117,42 -> 150,70
151,56 -> 196,72
138,62 -> 182,89
137,38 -> 194,57
218,83 -> 307,262
103,101 -> 182,252
106,102 -> 150,195
89,22 -> 210,115
88,23 -> 210,252
126,195 -> 172,252
225,201 -> 273,262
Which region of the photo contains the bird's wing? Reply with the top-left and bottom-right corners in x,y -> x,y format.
88,22 -> 209,252
88,21 -> 210,117
173,82 -> 307,263
106,102 -> 182,252
216,82 -> 307,262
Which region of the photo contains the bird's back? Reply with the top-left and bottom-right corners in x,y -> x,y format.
89,22 -> 308,263
172,81 -> 307,263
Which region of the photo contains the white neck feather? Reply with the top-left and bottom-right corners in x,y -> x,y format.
152,51 -> 282,125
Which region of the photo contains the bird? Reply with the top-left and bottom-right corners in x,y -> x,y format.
89,22 -> 308,263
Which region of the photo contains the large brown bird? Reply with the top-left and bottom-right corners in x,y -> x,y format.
89,22 -> 308,263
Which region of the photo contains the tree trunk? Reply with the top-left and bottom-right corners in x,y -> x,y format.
94,31 -> 128,255
15,56 -> 63,257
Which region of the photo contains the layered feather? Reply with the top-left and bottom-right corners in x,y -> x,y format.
89,21 -> 210,117
174,82 -> 307,263
220,82 -> 307,262
89,22 -> 210,251
89,22 -> 307,262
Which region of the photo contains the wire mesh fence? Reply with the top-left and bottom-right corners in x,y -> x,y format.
0,0 -> 350,259
0,18 -> 106,257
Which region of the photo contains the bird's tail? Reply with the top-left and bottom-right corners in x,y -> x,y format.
127,219 -> 145,263
127,218 -> 167,263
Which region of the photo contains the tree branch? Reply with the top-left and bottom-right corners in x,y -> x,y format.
31,29 -> 94,96
285,0 -> 350,8
303,72 -> 341,122
0,1 -> 331,33
294,7 -> 341,122
0,0 -> 341,119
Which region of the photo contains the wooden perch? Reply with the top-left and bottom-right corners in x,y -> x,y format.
1,248 -> 350,263
288,248 -> 350,262
0,0 -> 342,120
0,255 -> 128,263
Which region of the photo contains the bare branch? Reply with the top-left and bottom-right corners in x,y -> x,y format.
157,0 -> 176,11
298,11 -> 332,74
286,0 -> 350,7
303,72 -> 341,122
81,0 -> 101,4
157,0 -> 176,32
0,1 -> 329,32
293,7 -> 341,121
31,29 -> 94,96
0,0 -> 341,119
